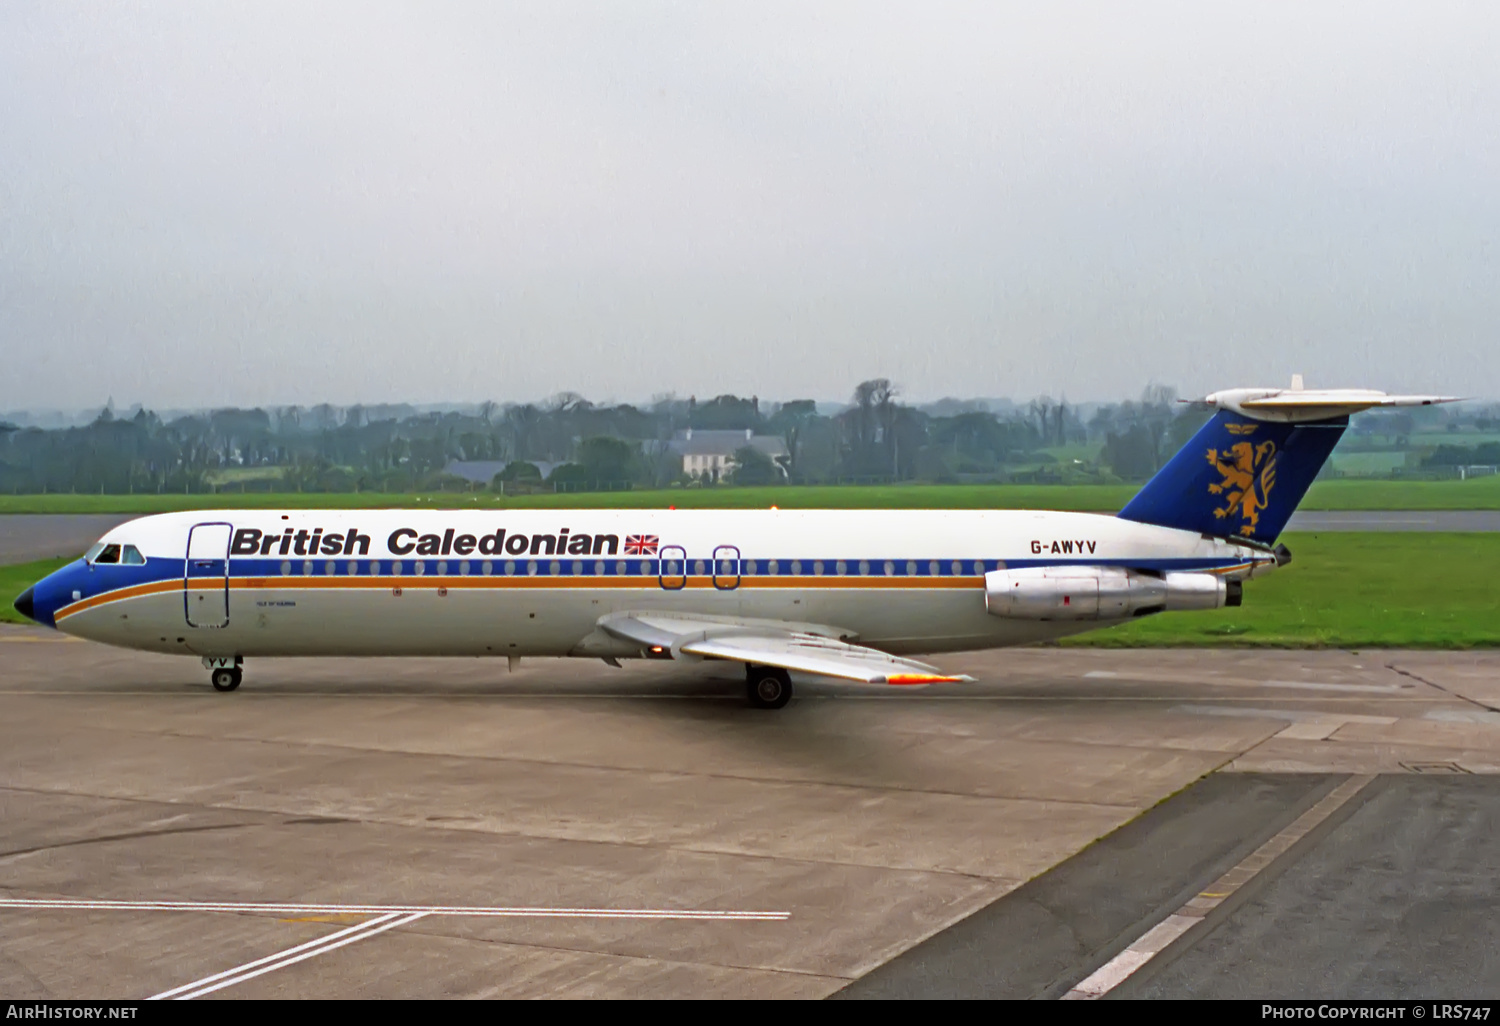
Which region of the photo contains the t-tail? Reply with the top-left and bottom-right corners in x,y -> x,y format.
1116,380 -> 1461,543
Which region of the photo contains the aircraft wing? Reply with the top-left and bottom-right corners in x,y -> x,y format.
598,612 -> 972,685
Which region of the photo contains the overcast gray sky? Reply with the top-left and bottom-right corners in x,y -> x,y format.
2,2 -> 1496,410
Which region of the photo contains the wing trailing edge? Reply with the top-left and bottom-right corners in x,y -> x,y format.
597,612 -> 972,685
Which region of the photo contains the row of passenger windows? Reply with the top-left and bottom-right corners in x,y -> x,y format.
273,558 -> 996,577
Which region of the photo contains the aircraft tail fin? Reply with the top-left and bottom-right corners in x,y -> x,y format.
1116,382 -> 1460,542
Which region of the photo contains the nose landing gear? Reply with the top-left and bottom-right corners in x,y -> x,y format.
745,665 -> 792,710
204,656 -> 243,692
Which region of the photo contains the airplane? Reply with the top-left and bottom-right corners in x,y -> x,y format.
11,382 -> 1459,709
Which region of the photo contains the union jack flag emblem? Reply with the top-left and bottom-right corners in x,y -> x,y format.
624,534 -> 659,555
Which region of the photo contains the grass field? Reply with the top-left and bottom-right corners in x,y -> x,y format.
0,557 -> 71,625
4,475 -> 1500,514
1327,451 -> 1408,477
4,534 -> 1497,646
1063,532 -> 1500,648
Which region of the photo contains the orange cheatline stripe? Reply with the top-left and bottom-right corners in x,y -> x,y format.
54,578 -> 181,621
884,673 -> 966,685
56,562 -> 1248,620
56,574 -> 985,618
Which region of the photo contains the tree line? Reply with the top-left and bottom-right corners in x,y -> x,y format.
0,382 -> 1214,494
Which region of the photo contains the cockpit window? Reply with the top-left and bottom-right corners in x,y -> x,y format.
121,545 -> 145,565
92,544 -> 122,564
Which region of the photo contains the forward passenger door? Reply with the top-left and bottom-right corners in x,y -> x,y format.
184,522 -> 232,628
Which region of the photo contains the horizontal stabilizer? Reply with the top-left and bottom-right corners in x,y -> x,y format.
1191,386 -> 1462,424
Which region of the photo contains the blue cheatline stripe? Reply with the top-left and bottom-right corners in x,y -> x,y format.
48,553 -> 1257,620
203,554 -> 1246,580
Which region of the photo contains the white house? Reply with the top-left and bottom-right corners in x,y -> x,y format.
667,428 -> 790,481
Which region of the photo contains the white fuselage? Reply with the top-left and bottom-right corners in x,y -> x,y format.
43,508 -> 1264,663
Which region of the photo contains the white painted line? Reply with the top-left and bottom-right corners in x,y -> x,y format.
1063,949 -> 1153,998
1130,913 -> 1199,955
1425,708 -> 1500,726
1082,671 -> 1119,679
1061,774 -> 1375,1000
164,912 -> 430,1000
1261,680 -> 1406,694
1174,704 -> 1401,723
149,912 -> 406,999
0,897 -> 789,920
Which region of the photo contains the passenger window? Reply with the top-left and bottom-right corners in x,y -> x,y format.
121,545 -> 146,565
94,544 -> 122,564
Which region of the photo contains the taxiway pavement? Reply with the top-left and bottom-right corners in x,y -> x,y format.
1,632 -> 1496,998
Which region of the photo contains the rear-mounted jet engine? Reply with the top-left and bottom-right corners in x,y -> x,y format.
983,566 -> 1240,621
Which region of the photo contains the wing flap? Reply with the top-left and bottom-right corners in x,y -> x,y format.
597,611 -> 971,685
680,633 -> 971,685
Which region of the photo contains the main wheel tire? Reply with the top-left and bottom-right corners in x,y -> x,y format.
746,667 -> 792,710
211,667 -> 242,692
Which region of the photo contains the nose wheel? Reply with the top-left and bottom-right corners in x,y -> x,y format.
210,667 -> 242,692
746,666 -> 792,709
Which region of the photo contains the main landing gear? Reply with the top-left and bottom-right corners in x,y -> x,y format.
204,656 -> 243,692
745,665 -> 792,710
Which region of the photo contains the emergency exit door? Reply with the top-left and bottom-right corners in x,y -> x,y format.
185,522 -> 232,628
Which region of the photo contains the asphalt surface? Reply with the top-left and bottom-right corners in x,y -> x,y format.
834,773 -> 1341,999
0,515 -> 135,564
1118,775 -> 1500,999
2,640 -> 1497,998
1285,510 -> 1500,532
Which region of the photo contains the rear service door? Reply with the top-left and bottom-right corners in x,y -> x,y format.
712,545 -> 740,590
185,522 -> 233,628
658,545 -> 687,590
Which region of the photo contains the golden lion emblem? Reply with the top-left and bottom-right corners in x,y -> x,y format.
1205,439 -> 1277,535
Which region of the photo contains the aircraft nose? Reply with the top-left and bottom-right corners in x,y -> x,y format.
14,586 -> 36,623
